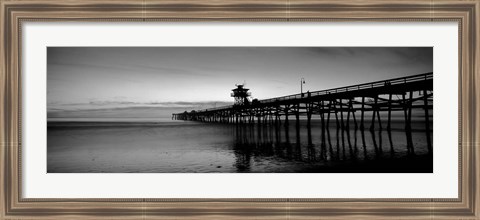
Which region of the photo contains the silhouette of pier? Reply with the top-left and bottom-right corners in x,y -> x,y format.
173,72 -> 433,153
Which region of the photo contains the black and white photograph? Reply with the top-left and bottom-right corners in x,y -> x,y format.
47,47 -> 433,173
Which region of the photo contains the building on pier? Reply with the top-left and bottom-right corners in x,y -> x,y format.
231,84 -> 251,106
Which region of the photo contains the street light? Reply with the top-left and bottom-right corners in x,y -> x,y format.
301,77 -> 306,97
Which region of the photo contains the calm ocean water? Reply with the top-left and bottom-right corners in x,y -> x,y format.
47,118 -> 432,173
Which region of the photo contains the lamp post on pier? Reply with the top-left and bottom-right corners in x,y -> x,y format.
301,77 -> 306,97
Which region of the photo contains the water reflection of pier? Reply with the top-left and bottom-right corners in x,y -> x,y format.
174,73 -> 433,155
231,121 -> 410,173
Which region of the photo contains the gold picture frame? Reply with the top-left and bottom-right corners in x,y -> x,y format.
1,0 -> 479,219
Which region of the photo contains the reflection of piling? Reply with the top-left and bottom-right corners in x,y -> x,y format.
340,100 -> 346,154
307,124 -> 317,161
403,92 -> 414,154
320,100 -> 327,159
327,122 -> 334,160
423,89 -> 432,153
378,129 -> 383,154
284,121 -> 290,144
346,122 -> 354,160
295,122 -> 302,160
353,127 -> 358,154
336,122 -> 341,160
275,122 -> 281,144
361,127 -> 368,159
387,128 -> 395,155
370,129 -> 379,156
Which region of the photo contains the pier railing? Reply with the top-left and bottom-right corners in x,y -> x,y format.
260,72 -> 432,104
190,72 -> 432,113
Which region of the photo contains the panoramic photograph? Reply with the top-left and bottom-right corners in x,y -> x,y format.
47,47 -> 433,173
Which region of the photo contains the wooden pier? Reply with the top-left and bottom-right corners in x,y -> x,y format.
173,72 -> 433,152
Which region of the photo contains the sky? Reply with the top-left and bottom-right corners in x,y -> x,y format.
47,47 -> 433,119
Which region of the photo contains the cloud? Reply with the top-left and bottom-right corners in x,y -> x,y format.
48,61 -> 212,77
48,100 -> 233,113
